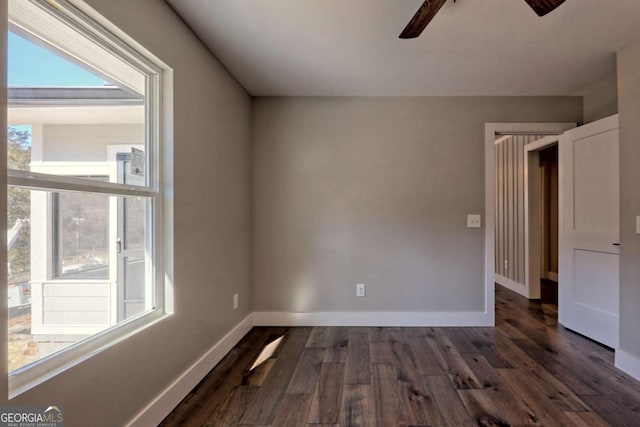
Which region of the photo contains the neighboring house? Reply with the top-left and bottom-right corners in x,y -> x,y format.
8,86 -> 146,353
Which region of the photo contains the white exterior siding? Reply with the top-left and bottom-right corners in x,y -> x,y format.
10,106 -> 144,337
42,124 -> 144,162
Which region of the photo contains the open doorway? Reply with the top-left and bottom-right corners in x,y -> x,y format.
523,134 -> 561,304
538,145 -> 559,308
524,139 -> 560,326
484,123 -> 575,326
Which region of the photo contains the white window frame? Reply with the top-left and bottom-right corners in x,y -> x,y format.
7,0 -> 173,397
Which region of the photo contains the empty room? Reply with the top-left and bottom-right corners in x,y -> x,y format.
2,0 -> 640,426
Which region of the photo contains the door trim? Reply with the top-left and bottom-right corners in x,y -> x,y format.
485,123 -> 576,319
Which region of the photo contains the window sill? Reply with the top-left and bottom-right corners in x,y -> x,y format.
9,309 -> 171,399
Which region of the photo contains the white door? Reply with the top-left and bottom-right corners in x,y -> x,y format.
559,114 -> 619,348
116,152 -> 146,321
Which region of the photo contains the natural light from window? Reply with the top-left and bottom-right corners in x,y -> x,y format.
7,0 -> 167,390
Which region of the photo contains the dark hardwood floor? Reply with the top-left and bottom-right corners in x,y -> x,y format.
161,285 -> 640,426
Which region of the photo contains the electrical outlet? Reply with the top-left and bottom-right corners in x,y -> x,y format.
504,259 -> 509,270
233,293 -> 239,310
356,283 -> 365,297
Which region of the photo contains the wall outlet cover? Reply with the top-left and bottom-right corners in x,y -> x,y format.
356,283 -> 365,297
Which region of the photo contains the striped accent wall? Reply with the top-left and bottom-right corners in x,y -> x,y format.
494,134 -> 545,286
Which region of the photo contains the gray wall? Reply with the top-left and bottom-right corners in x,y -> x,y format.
252,97 -> 582,313
583,72 -> 618,123
618,42 -> 640,367
0,0 -> 252,425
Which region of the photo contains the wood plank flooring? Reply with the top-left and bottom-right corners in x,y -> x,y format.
160,285 -> 640,426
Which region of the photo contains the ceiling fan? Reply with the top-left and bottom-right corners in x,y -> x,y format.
399,0 -> 566,39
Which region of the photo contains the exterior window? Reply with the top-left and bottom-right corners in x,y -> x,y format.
7,0 -> 170,394
52,177 -> 110,280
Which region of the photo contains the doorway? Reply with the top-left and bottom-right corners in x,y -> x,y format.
524,137 -> 560,317
538,145 -> 559,306
486,118 -> 620,349
484,122 -> 575,325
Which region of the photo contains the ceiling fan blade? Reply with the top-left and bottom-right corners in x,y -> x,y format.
399,0 -> 448,39
524,0 -> 566,16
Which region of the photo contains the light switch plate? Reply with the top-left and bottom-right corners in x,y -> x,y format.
467,214 -> 482,228
636,216 -> 640,234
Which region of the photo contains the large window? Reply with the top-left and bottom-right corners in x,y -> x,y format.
7,0 -> 170,395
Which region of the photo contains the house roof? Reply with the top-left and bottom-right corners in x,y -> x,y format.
8,86 -> 145,126
8,86 -> 144,107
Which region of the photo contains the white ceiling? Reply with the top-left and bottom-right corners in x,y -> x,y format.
166,0 -> 640,96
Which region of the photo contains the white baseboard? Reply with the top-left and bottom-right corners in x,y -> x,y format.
615,348 -> 640,381
127,314 -> 254,427
253,310 -> 493,327
495,274 -> 527,297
